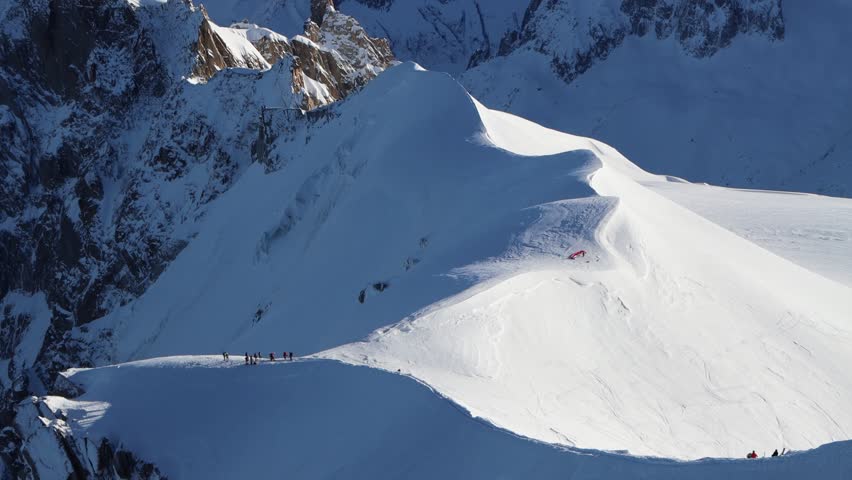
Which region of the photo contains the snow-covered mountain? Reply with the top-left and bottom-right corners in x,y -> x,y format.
3,0 -> 852,478
11,62 -> 852,476
240,0 -> 850,197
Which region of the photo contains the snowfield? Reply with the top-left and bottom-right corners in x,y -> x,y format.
323,81 -> 852,458
45,63 -> 852,474
646,181 -> 852,287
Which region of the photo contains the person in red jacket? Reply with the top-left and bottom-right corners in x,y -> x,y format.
747,450 -> 758,459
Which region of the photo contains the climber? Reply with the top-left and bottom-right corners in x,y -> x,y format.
568,250 -> 586,260
245,352 -> 249,364
289,351 -> 293,361
269,352 -> 275,361
771,449 -> 779,457
747,450 -> 758,459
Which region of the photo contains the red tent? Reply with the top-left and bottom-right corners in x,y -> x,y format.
568,250 -> 586,260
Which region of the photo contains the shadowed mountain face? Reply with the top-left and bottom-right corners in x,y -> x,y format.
0,0 -> 393,474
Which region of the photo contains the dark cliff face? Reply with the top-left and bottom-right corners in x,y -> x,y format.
0,0 -> 171,346
0,2 -> 179,475
498,0 -> 784,83
0,0 -> 394,475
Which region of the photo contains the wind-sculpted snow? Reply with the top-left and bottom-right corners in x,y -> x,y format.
458,0 -> 852,197
45,63 -> 851,463
323,84 -> 852,458
31,357 -> 852,479
4,1 -> 852,472
646,182 -> 852,287
84,63 -> 606,362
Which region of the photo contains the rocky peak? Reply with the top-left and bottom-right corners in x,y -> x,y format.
292,4 -> 395,109
191,12 -> 271,80
311,0 -> 336,25
187,1 -> 393,110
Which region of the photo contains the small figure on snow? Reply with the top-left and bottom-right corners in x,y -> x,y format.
245,352 -> 249,364
771,449 -> 779,457
269,352 -> 275,361
746,450 -> 758,459
288,351 -> 293,361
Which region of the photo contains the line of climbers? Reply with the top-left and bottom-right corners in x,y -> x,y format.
221,351 -> 295,364
747,448 -> 785,459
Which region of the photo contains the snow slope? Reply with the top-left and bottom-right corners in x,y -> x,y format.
88,62 -> 605,361
645,181 -> 852,287
39,356 -> 852,479
69,62 -> 852,463
323,91 -> 852,458
41,64 -> 852,468
460,0 -> 852,196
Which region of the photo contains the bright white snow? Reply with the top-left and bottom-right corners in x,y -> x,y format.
645,181 -> 852,287
67,63 -> 852,464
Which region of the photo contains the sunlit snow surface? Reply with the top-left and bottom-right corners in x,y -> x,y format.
58,64 -> 852,474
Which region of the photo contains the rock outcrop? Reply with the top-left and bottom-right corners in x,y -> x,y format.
5,396 -> 165,479
191,8 -> 272,79
292,0 -> 395,109
190,0 -> 394,109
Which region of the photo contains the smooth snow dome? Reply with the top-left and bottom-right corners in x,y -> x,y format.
79,63 -> 852,464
